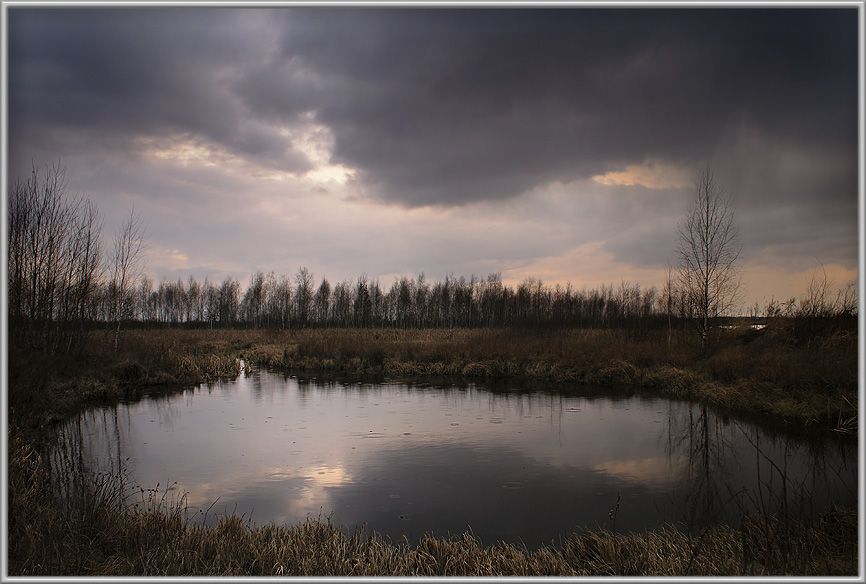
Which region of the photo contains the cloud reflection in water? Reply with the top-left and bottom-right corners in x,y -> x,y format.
52,369 -> 857,550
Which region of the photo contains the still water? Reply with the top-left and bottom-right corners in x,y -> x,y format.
52,365 -> 857,549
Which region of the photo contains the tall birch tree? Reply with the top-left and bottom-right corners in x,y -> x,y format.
676,167 -> 742,350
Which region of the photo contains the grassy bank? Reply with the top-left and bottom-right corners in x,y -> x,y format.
240,325 -> 858,432
8,328 -> 245,445
7,325 -> 859,575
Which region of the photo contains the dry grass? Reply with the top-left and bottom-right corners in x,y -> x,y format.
8,329 -> 243,443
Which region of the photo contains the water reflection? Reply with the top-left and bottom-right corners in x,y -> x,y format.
51,369 -> 857,550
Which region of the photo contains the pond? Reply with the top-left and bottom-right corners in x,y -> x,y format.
51,365 -> 857,550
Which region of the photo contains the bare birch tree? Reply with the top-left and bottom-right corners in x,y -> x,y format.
676,167 -> 742,350
110,207 -> 149,352
294,266 -> 314,327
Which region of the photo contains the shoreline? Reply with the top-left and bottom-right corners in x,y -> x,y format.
239,327 -> 857,433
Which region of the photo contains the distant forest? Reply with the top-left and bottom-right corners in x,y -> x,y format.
108,269 -> 680,332
8,164 -> 857,353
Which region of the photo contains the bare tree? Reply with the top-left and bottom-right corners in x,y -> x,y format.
676,167 -> 742,350
203,278 -> 219,327
61,198 -> 104,351
663,263 -> 675,349
294,266 -> 314,327
187,275 -> 202,322
217,276 -> 240,327
274,274 -> 293,329
8,162 -> 105,352
242,271 -> 266,328
110,207 -> 149,352
313,277 -> 331,326
354,274 -> 372,327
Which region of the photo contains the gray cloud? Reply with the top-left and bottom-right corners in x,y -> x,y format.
6,6 -> 859,295
8,8 -> 310,174
236,8 -> 857,208
10,7 -> 857,208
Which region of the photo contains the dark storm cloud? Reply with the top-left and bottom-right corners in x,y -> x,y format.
9,7 -> 857,210
7,8 -> 311,174
232,7 -> 858,207
6,5 -> 859,289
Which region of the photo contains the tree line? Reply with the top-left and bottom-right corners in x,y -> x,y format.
8,164 -> 857,353
127,270 -> 682,333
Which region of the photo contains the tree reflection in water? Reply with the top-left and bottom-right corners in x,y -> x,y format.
664,400 -> 855,534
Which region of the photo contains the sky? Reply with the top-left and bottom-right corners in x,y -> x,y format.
5,5 -> 863,311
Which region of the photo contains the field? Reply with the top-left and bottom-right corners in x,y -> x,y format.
6,323 -> 859,576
